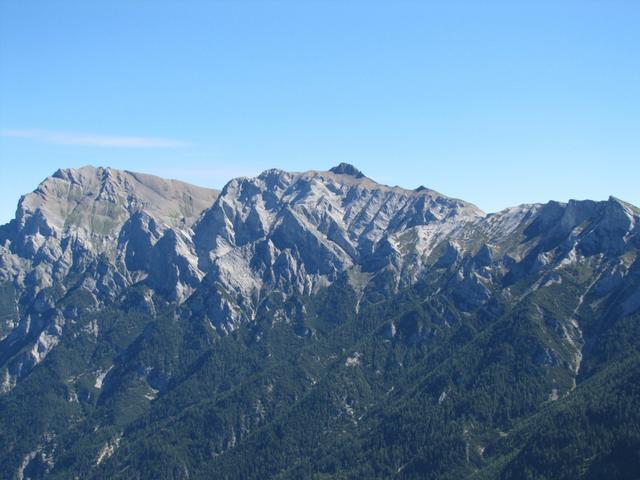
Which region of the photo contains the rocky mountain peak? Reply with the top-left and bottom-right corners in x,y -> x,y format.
329,162 -> 365,178
189,166 -> 485,331
28,165 -> 218,233
0,167 -> 219,354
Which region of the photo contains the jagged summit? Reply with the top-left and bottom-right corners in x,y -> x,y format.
329,162 -> 365,178
0,166 -> 219,318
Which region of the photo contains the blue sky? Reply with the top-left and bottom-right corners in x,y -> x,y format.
1,1 -> 639,224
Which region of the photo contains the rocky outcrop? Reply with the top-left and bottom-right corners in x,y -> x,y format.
190,166 -> 483,330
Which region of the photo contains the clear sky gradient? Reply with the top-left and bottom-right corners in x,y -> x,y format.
1,1 -> 639,224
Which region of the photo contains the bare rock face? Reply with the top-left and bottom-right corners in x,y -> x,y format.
0,166 -> 218,388
190,165 -> 484,330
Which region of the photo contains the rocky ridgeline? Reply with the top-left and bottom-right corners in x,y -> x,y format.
1,163 -> 639,393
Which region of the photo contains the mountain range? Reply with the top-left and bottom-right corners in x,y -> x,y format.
1,164 -> 639,479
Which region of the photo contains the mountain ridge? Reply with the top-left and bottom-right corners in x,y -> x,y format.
0,163 -> 639,479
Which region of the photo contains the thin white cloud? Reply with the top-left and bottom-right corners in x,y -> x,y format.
0,129 -> 190,148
